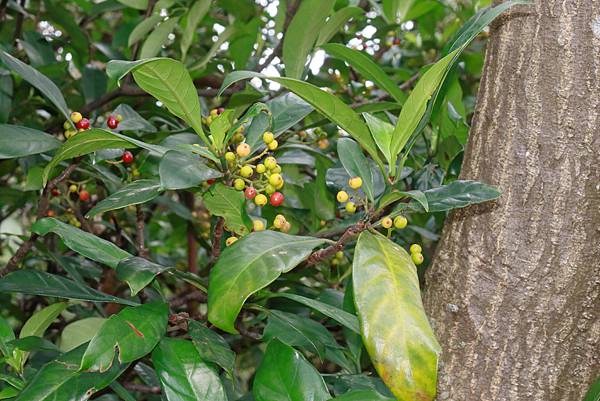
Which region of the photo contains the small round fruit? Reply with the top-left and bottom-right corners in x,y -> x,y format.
122,151 -> 134,164
63,120 -> 71,130
240,165 -> 253,178
210,108 -> 219,117
226,237 -> 238,246
394,215 -> 408,229
409,244 -> 422,254
70,111 -> 82,123
411,252 -> 424,265
51,188 -> 60,197
268,173 -> 283,187
46,210 -> 56,217
79,190 -> 90,202
345,202 -> 357,214
265,184 -> 276,195
275,179 -> 284,190
244,187 -> 257,199
232,132 -> 245,143
263,131 -> 274,144
253,219 -> 265,231
267,140 -> 278,151
264,156 -> 277,170
225,152 -> 236,162
218,107 -> 225,114
348,176 -> 363,189
281,221 -> 291,233
336,191 -> 349,203
255,194 -> 268,206
107,115 -> 118,129
64,129 -> 76,139
207,178 -> 216,185
115,114 -> 124,122
205,116 -> 213,125
234,179 -> 245,191
318,138 -> 329,149
335,251 -> 344,259
76,118 -> 90,130
273,214 -> 286,229
270,191 -> 284,206
271,164 -> 281,174
69,184 -> 78,193
381,216 -> 393,229
236,143 -> 251,157
256,164 -> 266,174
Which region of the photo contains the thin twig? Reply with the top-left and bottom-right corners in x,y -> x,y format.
123,383 -> 161,394
306,220 -> 368,266
210,218 -> 225,260
135,205 -> 148,258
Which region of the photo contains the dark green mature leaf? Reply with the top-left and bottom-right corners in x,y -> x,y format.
32,218 -> 132,269
188,321 -> 235,376
80,302 -> 168,372
332,390 -> 395,401
116,257 -> 173,296
0,51 -> 71,123
353,231 -> 440,401
0,316 -> 15,357
282,0 -> 335,79
203,183 -> 253,236
583,377 -> 600,401
208,231 -> 329,333
0,124 -> 61,159
378,189 -> 428,212
159,150 -> 222,190
321,44 -> 405,103
271,93 -> 313,134
269,292 -> 360,334
0,270 -> 138,306
253,340 -> 330,401
111,104 -> 156,133
315,6 -> 363,46
139,17 -> 180,59
86,179 -> 163,218
8,336 -> 59,353
338,138 -> 374,202
152,337 -> 227,401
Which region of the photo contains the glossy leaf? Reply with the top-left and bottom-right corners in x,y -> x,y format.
332,390 -> 395,401
0,270 -> 138,306
86,179 -> 163,217
202,183 -> 253,236
282,0 -> 335,79
0,51 -> 71,123
363,113 -> 393,163
159,150 -> 222,190
321,44 -> 405,103
152,337 -> 227,401
208,230 -> 329,333
583,377 -> 600,401
80,302 -> 168,372
139,17 -> 180,59
378,189 -> 428,212
116,256 -> 173,296
253,340 -> 330,401
353,231 -> 440,401
32,217 -> 132,269
0,316 -> 15,357
188,321 -> 235,376
338,138 -> 374,202
59,317 -> 107,352
111,103 -> 156,132
315,6 -> 363,47
181,0 -> 211,61
0,124 -> 61,159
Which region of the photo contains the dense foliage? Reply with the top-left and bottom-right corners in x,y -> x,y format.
0,1 -> 519,400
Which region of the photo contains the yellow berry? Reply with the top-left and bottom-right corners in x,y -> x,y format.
226,237 -> 238,246
206,115 -> 213,125
263,131 -> 274,144
253,219 -> 265,231
345,202 -> 357,214
267,140 -> 278,151
237,143 -> 251,157
336,191 -> 349,203
70,111 -> 82,123
410,244 -> 422,254
318,138 -> 329,149
394,216 -> 408,229
256,164 -> 266,174
116,114 -> 123,122
335,251 -> 344,259
255,194 -> 268,206
264,156 -> 277,170
281,221 -> 291,233
411,252 -> 424,265
381,216 -> 393,229
273,214 -> 286,229
240,165 -> 253,178
210,109 -> 219,117
63,121 -> 71,129
275,179 -> 284,190
348,176 -> 363,189
69,184 -> 78,193
225,152 -> 236,162
268,173 -> 283,187
265,184 -> 276,195
234,178 -> 245,191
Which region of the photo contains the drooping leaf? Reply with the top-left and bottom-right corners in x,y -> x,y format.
152,337 -> 227,401
159,150 -> 222,190
202,183 -> 253,236
253,340 -> 331,401
0,270 -> 138,305
315,6 -> 363,47
181,0 -> 211,61
32,218 -> 132,269
208,231 -> 329,333
188,321 -> 235,376
116,256 -> 173,296
282,0 -> 335,79
353,231 -> 440,401
86,179 -> 164,218
128,14 -> 162,47
338,138 -> 374,202
59,317 -> 107,352
0,124 -> 61,159
80,302 -> 168,372
139,17 -> 180,59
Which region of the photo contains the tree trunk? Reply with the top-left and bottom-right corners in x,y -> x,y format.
423,1 -> 600,400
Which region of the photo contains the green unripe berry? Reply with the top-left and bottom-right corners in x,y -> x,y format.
269,173 -> 283,187
394,215 -> 408,229
345,202 -> 357,214
234,178 -> 245,191
267,140 -> 278,150
240,165 -> 253,178
225,152 -> 236,162
263,131 -> 274,144
264,157 -> 277,170
265,184 -> 276,195
256,164 -> 266,174
335,251 -> 344,260
409,244 -> 422,254
411,252 -> 424,265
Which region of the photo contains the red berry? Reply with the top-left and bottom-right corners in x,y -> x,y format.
79,190 -> 90,202
207,179 -> 216,185
393,38 -> 401,45
122,151 -> 134,164
51,188 -> 60,197
46,210 -> 55,217
217,107 -> 225,114
76,118 -> 90,130
107,115 -> 118,129
270,191 -> 284,206
245,187 -> 257,200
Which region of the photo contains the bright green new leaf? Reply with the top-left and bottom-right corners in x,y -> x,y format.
315,6 -> 363,47
140,17 -> 180,59
0,316 -> 15,357
202,183 -> 253,236
181,0 -> 211,61
128,14 -> 162,47
363,113 -> 393,163
208,231 -> 329,333
116,256 -> 173,296
86,179 -> 164,218
338,138 -> 374,202
59,317 -> 107,352
0,124 -> 61,159
353,231 -> 440,401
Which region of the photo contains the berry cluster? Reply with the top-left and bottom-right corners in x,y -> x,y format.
336,176 -> 363,214
409,243 -> 424,266
379,214 -> 408,231
63,111 -> 123,139
203,107 -> 225,126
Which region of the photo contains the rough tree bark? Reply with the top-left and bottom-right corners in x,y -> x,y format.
423,1 -> 600,400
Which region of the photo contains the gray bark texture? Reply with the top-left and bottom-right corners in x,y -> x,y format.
423,1 -> 600,400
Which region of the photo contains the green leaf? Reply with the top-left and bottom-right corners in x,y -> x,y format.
20,302 -> 68,339
253,340 -> 330,401
159,150 -> 222,190
0,316 -> 15,357
381,0 -> 414,23
188,321 -> 235,376
9,336 -> 60,353
32,218 -> 132,269
268,292 -> 360,334
181,0 -> 211,61
44,0 -> 89,64
0,51 -> 71,123
363,113 -> 393,163
0,124 -> 61,159
152,337 -> 227,401
59,317 -> 107,352
332,390 -> 395,401
202,183 -> 253,236
338,138 -> 374,202
86,179 -> 164,218
321,44 -> 405,103
583,377 -> 600,401
208,231 -> 329,333
80,302 -> 168,372
282,0 -> 335,79
209,109 -> 235,149
0,270 -> 138,306
117,0 -> 147,9
128,14 -> 162,47
315,6 -> 363,47
378,189 -> 428,212
116,256 -> 173,296
139,17 -> 180,59
111,104 -> 157,133
353,231 -> 440,401
14,345 -> 127,401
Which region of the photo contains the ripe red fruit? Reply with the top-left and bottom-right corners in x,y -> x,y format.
245,187 -> 257,199
79,190 -> 90,202
207,179 -> 216,185
46,210 -> 55,217
217,107 -> 225,114
270,191 -> 284,206
393,38 -> 401,45
76,118 -> 90,130
51,188 -> 60,197
122,151 -> 134,164
107,115 -> 119,129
